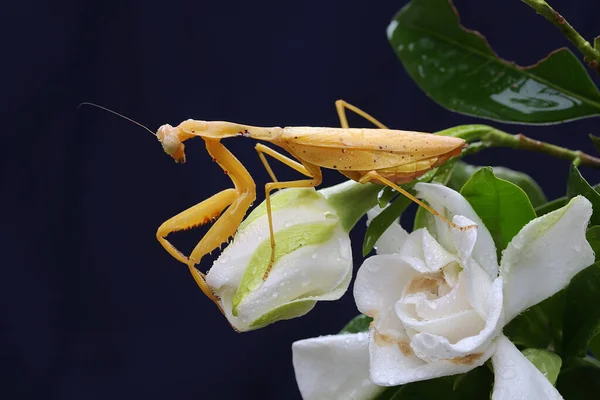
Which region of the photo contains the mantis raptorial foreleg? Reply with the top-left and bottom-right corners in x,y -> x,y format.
254,143 -> 323,280
156,138 -> 256,304
156,189 -> 238,266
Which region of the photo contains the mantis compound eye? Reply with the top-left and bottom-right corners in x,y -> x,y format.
157,124 -> 179,154
157,124 -> 186,163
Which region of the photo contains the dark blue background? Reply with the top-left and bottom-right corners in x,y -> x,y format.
3,1 -> 600,399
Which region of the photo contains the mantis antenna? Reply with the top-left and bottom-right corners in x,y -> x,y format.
77,102 -> 157,137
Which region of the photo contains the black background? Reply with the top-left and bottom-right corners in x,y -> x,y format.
3,1 -> 600,399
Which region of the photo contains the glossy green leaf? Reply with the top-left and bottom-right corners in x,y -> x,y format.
591,134 -> 600,154
567,163 -> 600,225
339,314 -> 373,334
388,0 -> 600,124
562,261 -> 600,357
521,348 -> 562,386
595,36 -> 600,52
460,167 -> 536,251
556,358 -> 600,399
503,290 -> 565,351
449,162 -> 547,207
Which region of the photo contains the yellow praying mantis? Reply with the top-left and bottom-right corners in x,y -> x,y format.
152,100 -> 468,313
80,100 -> 468,316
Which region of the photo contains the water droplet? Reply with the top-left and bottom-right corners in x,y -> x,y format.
311,253 -> 317,260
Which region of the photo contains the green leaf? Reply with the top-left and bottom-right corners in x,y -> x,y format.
535,196 -> 569,216
595,36 -> 600,52
446,161 -> 478,191
460,167 -> 536,251
373,387 -> 403,400
521,348 -> 562,386
449,162 -> 547,207
490,167 -> 547,207
384,367 -> 492,399
556,359 -> 600,399
378,186 -> 398,208
590,134 -> 600,154
562,261 -> 600,357
536,182 -> 600,216
339,314 -> 373,334
363,195 -> 412,256
567,163 -> 600,225
587,226 -> 600,262
413,206 -> 429,232
590,334 -> 600,359
503,290 -> 565,351
388,0 -> 600,124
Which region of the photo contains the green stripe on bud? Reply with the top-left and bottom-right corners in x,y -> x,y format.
249,299 -> 317,329
232,220 -> 338,315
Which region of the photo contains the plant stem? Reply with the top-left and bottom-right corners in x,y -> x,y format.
491,128 -> 600,168
441,124 -> 600,168
521,0 -> 600,72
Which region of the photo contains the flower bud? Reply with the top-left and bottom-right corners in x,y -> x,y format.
206,188 -> 353,331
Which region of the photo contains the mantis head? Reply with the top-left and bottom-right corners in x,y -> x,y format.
157,124 -> 187,163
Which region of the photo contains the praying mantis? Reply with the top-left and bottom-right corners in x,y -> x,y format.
152,100 -> 469,313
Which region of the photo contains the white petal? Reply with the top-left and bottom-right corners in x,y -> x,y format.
354,255 -> 419,339
415,183 -> 499,278
367,205 -> 409,255
399,229 -> 459,273
501,196 -> 594,322
292,333 -> 384,400
368,330 -> 497,386
451,215 -> 478,262
398,307 -> 485,344
408,277 -> 504,361
491,335 -> 563,400
400,277 -> 471,321
464,258 -> 494,319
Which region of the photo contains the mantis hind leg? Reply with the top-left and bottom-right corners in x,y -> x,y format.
335,100 -> 473,231
156,138 -> 256,307
358,171 -> 476,231
255,143 -> 323,280
335,99 -> 389,129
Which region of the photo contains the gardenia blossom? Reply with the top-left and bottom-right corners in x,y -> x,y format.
293,182 -> 594,400
206,187 -> 353,332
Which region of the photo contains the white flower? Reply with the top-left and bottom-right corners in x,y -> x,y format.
293,183 -> 594,400
206,187 -> 353,332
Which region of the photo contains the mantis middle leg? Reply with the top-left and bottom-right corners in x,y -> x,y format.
254,143 -> 323,280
